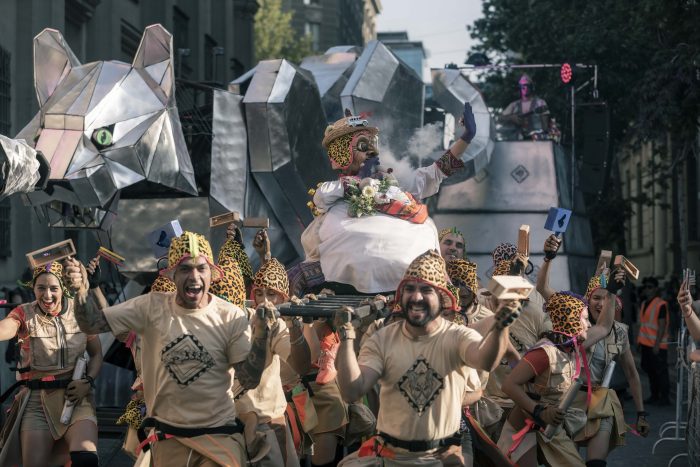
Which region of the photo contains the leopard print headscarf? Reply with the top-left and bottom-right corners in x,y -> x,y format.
211,255 -> 247,308
395,249 -> 458,312
150,275 -> 176,293
446,259 -> 478,296
218,238 -> 253,282
251,258 -> 289,302
160,231 -> 223,281
585,274 -> 622,314
492,242 -> 517,264
545,291 -> 586,337
25,261 -> 71,298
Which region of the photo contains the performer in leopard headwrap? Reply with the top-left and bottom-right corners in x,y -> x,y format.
0,260 -> 102,467
334,249 -> 522,467
536,234 -> 650,467
497,250 -> 627,467
64,231 -> 276,466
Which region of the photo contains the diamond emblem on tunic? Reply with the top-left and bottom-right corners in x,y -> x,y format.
161,334 -> 215,387
510,164 -> 530,183
397,356 -> 444,414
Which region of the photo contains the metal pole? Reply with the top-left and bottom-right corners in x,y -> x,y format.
571,85 -> 576,210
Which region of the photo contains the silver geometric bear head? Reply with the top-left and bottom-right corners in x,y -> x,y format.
17,24 -> 196,216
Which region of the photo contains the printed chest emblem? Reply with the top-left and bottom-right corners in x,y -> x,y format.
397,356 -> 444,414
161,334 -> 215,387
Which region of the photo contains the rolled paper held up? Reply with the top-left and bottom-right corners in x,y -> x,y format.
60,356 -> 87,424
542,378 -> 584,439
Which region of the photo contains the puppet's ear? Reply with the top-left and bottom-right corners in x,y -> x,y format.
34,28 -> 81,106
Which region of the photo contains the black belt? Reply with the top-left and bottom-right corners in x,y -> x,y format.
0,378 -> 71,403
139,417 -> 243,438
377,431 -> 461,452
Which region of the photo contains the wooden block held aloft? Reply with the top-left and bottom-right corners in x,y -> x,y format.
487,275 -> 534,300
242,217 -> 269,229
210,212 -> 240,228
26,239 -> 76,268
613,255 -> 639,280
518,225 -> 530,257
97,246 -> 125,266
596,250 -> 613,275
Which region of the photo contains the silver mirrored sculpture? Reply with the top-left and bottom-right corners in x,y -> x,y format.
17,24 -> 197,214
231,59 -> 334,257
0,135 -> 48,199
300,47 -> 361,121
430,68 -> 495,184
339,40 -> 425,150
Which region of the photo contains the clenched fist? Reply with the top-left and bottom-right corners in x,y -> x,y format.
62,257 -> 89,295
494,299 -> 521,329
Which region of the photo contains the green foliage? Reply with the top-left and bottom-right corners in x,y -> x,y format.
254,0 -> 313,64
469,0 -> 700,253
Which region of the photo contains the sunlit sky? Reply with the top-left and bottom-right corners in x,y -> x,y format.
375,0 -> 484,77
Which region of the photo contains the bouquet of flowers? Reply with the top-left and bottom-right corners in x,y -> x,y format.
344,173 -> 401,218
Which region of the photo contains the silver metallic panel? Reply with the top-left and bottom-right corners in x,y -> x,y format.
301,50 -> 358,121
430,68 -> 494,185
33,28 -> 81,106
437,141 -> 559,211
0,135 -> 40,198
209,90 -> 247,214
340,40 -> 424,150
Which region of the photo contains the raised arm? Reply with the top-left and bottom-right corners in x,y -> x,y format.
334,308 -> 381,403
64,257 -> 113,335
536,234 -> 561,301
582,268 -> 625,348
678,281 -> 700,341
232,306 -> 274,390
468,300 -> 521,371
285,317 -> 312,376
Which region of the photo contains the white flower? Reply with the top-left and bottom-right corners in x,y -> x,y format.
374,193 -> 390,205
362,185 -> 377,198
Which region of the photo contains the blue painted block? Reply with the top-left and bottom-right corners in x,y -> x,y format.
544,207 -> 572,234
147,220 -> 183,259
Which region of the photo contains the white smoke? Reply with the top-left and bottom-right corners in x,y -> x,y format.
376,122 -> 443,187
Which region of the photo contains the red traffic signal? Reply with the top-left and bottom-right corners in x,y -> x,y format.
560,63 -> 573,84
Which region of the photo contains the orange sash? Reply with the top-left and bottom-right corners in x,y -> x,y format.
375,192 -> 428,224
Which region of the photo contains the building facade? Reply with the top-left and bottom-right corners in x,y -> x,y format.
284,0 -> 380,52
377,30 -> 426,80
618,137 -> 700,281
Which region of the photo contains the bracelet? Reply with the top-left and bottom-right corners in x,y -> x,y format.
637,410 -> 648,417
290,334 -> 306,346
338,326 -> 356,341
84,375 -> 96,389
543,257 -> 551,263
531,404 -> 546,427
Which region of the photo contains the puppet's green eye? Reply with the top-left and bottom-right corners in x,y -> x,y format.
92,127 -> 113,147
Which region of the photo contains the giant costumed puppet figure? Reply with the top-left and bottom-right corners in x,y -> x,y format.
299,103 -> 477,295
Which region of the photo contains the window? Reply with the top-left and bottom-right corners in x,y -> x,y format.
0,46 -> 10,136
305,22 -> 321,51
121,20 -> 141,62
173,7 -> 191,78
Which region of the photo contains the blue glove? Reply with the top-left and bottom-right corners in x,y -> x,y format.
358,156 -> 380,178
460,102 -> 477,143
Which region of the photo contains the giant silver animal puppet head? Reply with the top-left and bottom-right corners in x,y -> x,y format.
17,24 -> 196,227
